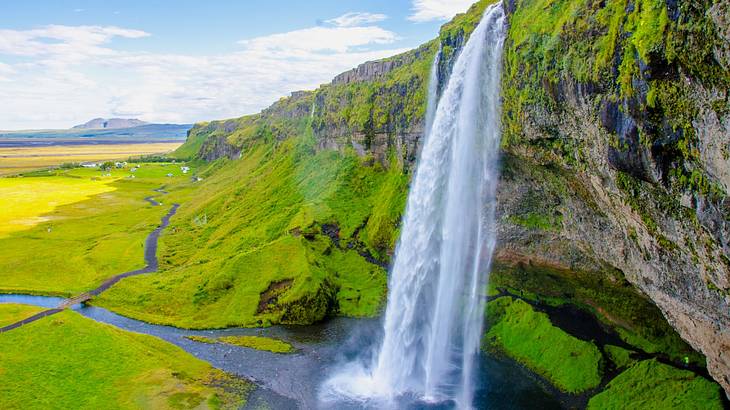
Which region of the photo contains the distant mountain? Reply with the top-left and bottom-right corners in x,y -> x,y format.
72,118 -> 148,129
0,123 -> 192,147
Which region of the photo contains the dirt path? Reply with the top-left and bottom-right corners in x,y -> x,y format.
0,187 -> 178,333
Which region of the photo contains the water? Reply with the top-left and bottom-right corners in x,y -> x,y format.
0,293 -> 562,409
321,4 -> 506,408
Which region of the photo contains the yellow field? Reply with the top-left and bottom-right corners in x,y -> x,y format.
0,175 -> 117,237
0,142 -> 182,175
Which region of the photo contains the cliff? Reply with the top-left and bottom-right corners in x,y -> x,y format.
498,0 -> 730,394
148,0 -> 728,395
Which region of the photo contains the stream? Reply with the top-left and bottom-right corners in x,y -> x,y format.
0,294 -> 561,409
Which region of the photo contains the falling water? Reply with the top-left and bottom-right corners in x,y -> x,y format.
322,3 -> 506,408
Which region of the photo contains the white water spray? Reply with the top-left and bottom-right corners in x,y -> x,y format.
322,4 -> 506,408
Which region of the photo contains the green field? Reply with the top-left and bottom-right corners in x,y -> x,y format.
0,303 -> 46,327
0,163 -> 193,296
0,305 -> 249,409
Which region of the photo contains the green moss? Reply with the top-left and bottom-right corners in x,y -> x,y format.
490,262 -> 705,366
218,335 -> 294,354
588,359 -> 723,409
507,211 -> 562,232
501,0 -> 728,203
485,297 -> 603,393
604,344 -> 636,369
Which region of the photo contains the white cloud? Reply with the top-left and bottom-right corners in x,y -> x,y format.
0,23 -> 405,130
239,26 -> 397,53
325,12 -> 388,27
408,0 -> 475,22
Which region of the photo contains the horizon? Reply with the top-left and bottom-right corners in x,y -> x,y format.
0,0 -> 476,130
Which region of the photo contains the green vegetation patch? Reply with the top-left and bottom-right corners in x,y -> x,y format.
588,359 -> 724,409
218,336 -> 294,354
485,297 -> 602,393
0,303 -> 45,327
490,261 -> 705,366
604,344 -> 636,369
185,334 -> 294,353
0,309 -> 250,409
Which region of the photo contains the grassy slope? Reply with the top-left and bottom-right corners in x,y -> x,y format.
94,1 -> 502,330
587,359 -> 723,409
485,296 -> 603,393
0,308 -> 249,409
0,303 -> 45,327
0,164 -> 190,296
97,135 -> 403,328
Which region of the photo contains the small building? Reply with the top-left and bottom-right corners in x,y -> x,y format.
166,173 -> 174,177
181,166 -> 190,174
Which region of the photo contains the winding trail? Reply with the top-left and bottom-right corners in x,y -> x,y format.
0,187 -> 178,333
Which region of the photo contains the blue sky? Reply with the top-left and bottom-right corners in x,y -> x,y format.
0,1 -> 476,129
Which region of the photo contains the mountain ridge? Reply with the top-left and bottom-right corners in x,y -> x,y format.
72,118 -> 148,130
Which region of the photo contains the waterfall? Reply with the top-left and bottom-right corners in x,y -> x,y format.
322,3 -> 506,408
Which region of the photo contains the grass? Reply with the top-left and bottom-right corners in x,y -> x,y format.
587,359 -> 724,409
96,135 -> 400,328
485,296 -> 603,393
0,303 -> 46,327
218,336 -> 294,354
185,334 -> 294,353
0,308 -> 250,409
0,142 -> 181,176
604,344 -> 636,369
185,335 -> 217,344
0,175 -> 117,237
0,163 -> 192,296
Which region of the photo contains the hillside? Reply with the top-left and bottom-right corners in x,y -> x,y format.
97,0 -> 730,396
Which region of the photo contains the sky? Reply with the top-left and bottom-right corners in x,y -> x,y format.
0,0 -> 476,130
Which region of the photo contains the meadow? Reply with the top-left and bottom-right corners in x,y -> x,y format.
0,304 -> 249,409
0,163 -> 193,296
0,142 -> 181,176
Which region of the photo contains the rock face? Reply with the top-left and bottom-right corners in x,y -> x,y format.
72,118 -> 147,129
180,0 -> 730,394
499,0 -> 730,395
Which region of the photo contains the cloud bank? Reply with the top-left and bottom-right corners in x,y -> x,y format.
408,0 -> 475,22
0,13 -> 405,130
